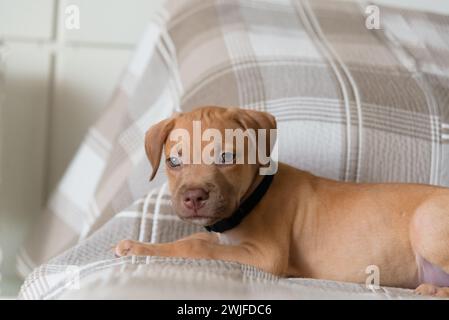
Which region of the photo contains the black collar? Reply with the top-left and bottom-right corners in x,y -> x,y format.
205,174 -> 274,233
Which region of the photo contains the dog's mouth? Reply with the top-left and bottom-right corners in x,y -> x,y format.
182,213 -> 211,221
182,216 -> 215,226
175,201 -> 234,226
178,211 -> 229,226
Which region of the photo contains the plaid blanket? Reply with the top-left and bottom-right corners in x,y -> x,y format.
18,0 -> 449,299
19,185 -> 427,299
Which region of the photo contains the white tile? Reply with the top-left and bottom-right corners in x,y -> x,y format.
1,43 -> 51,212
0,43 -> 51,280
59,0 -> 165,46
49,46 -> 131,190
0,0 -> 55,40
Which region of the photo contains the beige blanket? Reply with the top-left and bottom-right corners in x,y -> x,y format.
20,186 -> 433,299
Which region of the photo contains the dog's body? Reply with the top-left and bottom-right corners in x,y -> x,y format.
116,106 -> 449,297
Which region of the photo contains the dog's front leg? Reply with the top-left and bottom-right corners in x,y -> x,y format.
114,233 -> 276,274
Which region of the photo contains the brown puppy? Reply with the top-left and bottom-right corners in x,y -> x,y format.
116,106 -> 449,297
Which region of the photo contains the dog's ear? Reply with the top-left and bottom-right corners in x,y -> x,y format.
231,108 -> 277,159
145,117 -> 176,181
239,108 -> 277,131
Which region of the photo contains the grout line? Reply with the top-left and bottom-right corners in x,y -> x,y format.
0,50 -> 5,188
39,0 -> 61,203
41,52 -> 56,207
52,0 -> 60,42
2,38 -> 135,51
62,41 -> 135,50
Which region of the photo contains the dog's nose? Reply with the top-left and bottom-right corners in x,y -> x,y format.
183,188 -> 209,210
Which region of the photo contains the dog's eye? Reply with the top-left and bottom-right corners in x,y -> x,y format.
219,152 -> 235,165
167,156 -> 182,168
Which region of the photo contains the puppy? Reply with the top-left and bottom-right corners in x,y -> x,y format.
116,106 -> 449,297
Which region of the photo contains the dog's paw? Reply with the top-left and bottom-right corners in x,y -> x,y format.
114,239 -> 138,257
415,283 -> 438,296
415,283 -> 449,297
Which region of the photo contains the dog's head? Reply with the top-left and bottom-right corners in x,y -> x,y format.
145,106 -> 276,226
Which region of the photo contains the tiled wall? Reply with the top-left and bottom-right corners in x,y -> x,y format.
0,0 -> 164,296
